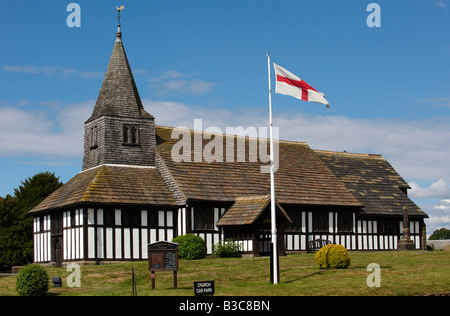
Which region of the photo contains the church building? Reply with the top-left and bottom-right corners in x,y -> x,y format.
29,22 -> 428,266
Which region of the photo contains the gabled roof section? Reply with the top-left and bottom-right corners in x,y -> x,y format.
155,126 -> 362,207
86,30 -> 153,123
216,195 -> 292,226
29,165 -> 177,214
315,150 -> 426,217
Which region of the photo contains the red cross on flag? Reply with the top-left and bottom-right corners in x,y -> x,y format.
274,63 -> 330,108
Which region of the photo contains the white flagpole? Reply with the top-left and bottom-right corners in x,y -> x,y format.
267,53 -> 279,284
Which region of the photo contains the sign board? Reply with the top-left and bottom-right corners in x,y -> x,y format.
194,281 -> 215,296
148,241 -> 179,289
148,241 -> 179,272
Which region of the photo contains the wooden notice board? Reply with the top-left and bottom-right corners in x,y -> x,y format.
148,241 -> 179,289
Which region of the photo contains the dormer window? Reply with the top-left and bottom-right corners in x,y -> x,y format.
123,124 -> 140,145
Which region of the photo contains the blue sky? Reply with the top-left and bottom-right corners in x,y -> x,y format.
0,1 -> 449,234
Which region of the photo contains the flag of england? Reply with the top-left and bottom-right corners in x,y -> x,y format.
274,63 -> 329,107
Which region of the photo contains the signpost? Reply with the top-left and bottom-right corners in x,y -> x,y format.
148,241 -> 179,290
194,281 -> 215,296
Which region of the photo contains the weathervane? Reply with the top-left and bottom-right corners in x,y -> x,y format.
115,5 -> 125,42
116,5 -> 125,25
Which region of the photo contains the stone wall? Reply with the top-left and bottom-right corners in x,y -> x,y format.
427,240 -> 450,250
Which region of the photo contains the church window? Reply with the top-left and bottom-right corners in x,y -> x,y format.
122,210 -> 140,227
104,210 -> 115,226
338,212 -> 353,232
312,211 -> 329,232
378,220 -> 399,234
51,213 -> 63,234
194,207 -> 215,231
90,125 -> 98,149
123,124 -> 140,145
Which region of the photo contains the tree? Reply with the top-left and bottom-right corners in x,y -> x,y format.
0,172 -> 62,272
428,227 -> 450,240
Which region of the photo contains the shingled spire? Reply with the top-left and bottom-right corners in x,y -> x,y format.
86,20 -> 153,123
82,13 -> 156,171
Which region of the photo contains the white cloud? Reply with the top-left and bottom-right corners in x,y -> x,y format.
434,200 -> 450,210
424,199 -> 450,235
0,101 -> 93,158
150,79 -> 216,96
409,179 -> 450,199
148,70 -> 216,96
146,100 -> 234,129
148,70 -> 188,82
436,0 -> 448,14
2,65 -> 103,79
414,95 -> 450,108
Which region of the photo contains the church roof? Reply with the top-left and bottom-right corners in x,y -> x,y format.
154,126 -> 363,208
315,150 -> 426,217
29,165 -> 177,214
86,28 -> 153,123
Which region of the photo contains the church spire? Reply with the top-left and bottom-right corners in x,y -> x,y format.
86,6 -> 153,123
82,8 -> 156,171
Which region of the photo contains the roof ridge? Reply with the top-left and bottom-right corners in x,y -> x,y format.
155,125 -> 308,145
81,165 -> 106,202
314,149 -> 384,159
234,194 -> 270,201
78,164 -> 156,175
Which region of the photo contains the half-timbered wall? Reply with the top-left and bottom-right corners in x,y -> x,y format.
284,211 -> 358,252
225,227 -> 255,254
33,215 -> 51,263
63,209 -> 84,260
182,207 -> 424,255
182,206 -> 226,254
282,211 -> 423,252
33,207 -> 424,264
86,207 -> 176,261
401,220 -> 422,249
357,218 -> 422,250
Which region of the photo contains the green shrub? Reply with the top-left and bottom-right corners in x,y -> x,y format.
15,264 -> 49,296
172,234 -> 207,260
315,244 -> 351,269
213,238 -> 242,258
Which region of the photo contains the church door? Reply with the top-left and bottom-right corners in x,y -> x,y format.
52,237 -> 63,268
51,213 -> 64,267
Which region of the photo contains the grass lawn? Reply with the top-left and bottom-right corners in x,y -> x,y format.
1,251 -> 449,296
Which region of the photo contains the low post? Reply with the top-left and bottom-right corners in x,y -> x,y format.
174,271 -> 177,289
150,271 -> 155,290
132,266 -> 137,296
397,206 -> 415,250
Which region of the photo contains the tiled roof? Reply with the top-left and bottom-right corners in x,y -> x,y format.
29,165 -> 177,214
86,37 -> 153,123
155,126 -> 362,207
315,150 -> 426,217
216,195 -> 292,226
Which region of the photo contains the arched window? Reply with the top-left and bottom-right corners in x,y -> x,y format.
123,124 -> 140,145
90,125 -> 98,149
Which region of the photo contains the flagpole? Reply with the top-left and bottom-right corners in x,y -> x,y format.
267,53 -> 279,285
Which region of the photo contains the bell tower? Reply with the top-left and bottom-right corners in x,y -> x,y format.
82,9 -> 156,171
